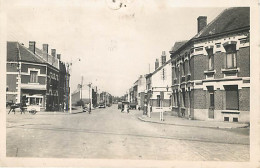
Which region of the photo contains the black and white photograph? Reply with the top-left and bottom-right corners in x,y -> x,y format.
0,0 -> 259,167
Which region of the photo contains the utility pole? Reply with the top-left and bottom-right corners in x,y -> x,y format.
88,82 -> 92,112
69,62 -> 72,114
80,75 -> 83,107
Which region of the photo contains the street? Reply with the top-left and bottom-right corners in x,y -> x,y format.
6,105 -> 249,161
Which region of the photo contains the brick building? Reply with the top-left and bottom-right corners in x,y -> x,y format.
6,41 -> 70,111
170,7 -> 250,123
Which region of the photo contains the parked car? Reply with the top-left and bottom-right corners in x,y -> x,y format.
99,104 -> 105,108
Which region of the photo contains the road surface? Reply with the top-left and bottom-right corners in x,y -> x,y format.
6,105 -> 249,161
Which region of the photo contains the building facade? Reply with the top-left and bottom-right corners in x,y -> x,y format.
146,51 -> 172,113
137,75 -> 147,110
6,41 -> 70,111
170,7 -> 250,123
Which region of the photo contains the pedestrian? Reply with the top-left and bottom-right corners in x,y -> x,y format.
143,103 -> 147,115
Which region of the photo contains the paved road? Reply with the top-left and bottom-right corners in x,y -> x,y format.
6,105 -> 249,161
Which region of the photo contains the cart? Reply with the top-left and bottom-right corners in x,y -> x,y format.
27,105 -> 41,114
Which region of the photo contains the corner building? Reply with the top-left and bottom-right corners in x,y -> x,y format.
170,7 -> 250,123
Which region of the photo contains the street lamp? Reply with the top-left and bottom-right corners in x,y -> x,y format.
87,83 -> 92,112
68,58 -> 81,114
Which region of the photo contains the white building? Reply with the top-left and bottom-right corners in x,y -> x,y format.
71,84 -> 93,106
146,51 -> 172,112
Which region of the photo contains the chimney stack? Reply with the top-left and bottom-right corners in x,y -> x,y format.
42,44 -> 49,62
197,16 -> 207,33
57,54 -> 61,60
51,49 -> 56,57
155,59 -> 159,70
161,51 -> 166,65
51,49 -> 56,65
29,41 -> 36,54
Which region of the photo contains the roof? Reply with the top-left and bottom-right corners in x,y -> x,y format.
7,42 -> 45,63
195,7 -> 250,38
35,47 -> 59,69
170,40 -> 188,53
169,7 -> 250,56
150,58 -> 171,76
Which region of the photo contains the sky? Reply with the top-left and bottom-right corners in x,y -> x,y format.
5,0 -> 226,96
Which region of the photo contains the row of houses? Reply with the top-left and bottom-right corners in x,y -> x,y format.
126,7 -> 250,123
71,84 -> 113,108
6,41 -> 70,111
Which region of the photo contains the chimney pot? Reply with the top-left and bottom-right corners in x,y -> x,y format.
29,41 -> 36,54
51,49 -> 56,57
197,16 -> 207,33
155,59 -> 159,70
57,54 -> 61,60
43,44 -> 49,53
161,51 -> 166,65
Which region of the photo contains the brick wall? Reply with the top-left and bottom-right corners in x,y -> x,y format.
6,94 -> 17,103
190,57 -> 194,80
237,47 -> 250,77
185,60 -> 189,76
194,89 -> 206,109
215,89 -> 224,110
239,87 -> 250,111
193,54 -> 207,80
6,63 -> 18,72
21,75 -> 46,85
190,90 -> 194,118
6,74 -> 17,92
21,64 -> 46,74
214,52 -> 225,79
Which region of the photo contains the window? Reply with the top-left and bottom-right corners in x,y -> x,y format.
157,95 -> 161,107
173,93 -> 176,106
182,88 -> 186,107
225,85 -> 239,110
224,44 -> 237,69
30,71 -> 38,83
210,93 -> 214,108
172,66 -> 176,79
224,117 -> 229,122
207,86 -> 214,108
233,118 -> 238,122
182,58 -> 185,76
29,97 -> 43,106
207,49 -> 214,70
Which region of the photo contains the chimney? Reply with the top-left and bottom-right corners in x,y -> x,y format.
155,59 -> 159,70
51,49 -> 56,65
57,54 -> 61,60
161,51 -> 166,65
42,44 -> 49,62
51,49 -> 56,57
29,41 -> 36,54
197,16 -> 207,33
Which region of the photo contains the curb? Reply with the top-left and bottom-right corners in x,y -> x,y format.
138,117 -> 249,129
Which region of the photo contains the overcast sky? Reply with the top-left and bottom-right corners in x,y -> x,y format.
5,0 -> 226,96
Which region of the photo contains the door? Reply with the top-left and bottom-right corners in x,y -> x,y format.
208,91 -> 214,119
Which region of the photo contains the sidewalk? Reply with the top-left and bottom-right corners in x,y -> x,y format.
6,107 -> 88,115
138,112 -> 249,129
